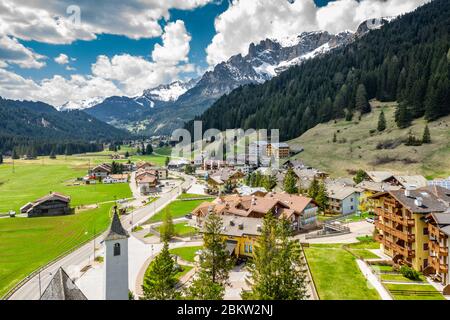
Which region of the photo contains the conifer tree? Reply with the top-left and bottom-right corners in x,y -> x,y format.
0,153 -> 3,164
377,110 -> 386,132
243,214 -> 309,300
422,125 -> 431,144
395,102 -> 412,128
160,208 -> 174,242
142,241 -> 179,300
308,178 -> 320,199
283,168 -> 298,194
355,84 -> 371,114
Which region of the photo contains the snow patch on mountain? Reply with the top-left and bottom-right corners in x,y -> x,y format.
58,96 -> 105,111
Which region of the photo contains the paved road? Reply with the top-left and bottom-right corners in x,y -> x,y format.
7,171 -> 194,300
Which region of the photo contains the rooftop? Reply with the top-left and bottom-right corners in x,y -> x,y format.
105,209 -> 129,241
40,267 -> 87,300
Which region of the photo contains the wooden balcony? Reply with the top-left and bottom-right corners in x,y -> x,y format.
429,256 -> 449,273
375,221 -> 414,242
429,240 -> 449,257
429,223 -> 449,241
379,236 -> 415,258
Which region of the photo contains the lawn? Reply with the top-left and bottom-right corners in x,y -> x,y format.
384,283 -> 445,300
145,199 -> 210,223
304,244 -> 380,300
0,161 -> 132,213
380,273 -> 425,283
175,265 -> 194,281
342,212 -> 375,223
0,204 -> 113,298
177,193 -> 214,200
170,246 -> 202,263
156,222 -> 199,237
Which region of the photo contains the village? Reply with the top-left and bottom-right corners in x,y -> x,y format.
4,137 -> 450,301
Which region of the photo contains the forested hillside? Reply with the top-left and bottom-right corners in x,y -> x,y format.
0,97 -> 130,156
187,0 -> 450,141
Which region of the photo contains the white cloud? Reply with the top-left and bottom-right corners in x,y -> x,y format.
0,0 -> 213,44
92,20 -> 193,96
54,54 -> 69,65
0,20 -> 194,105
0,36 -> 46,69
152,20 -> 191,64
206,0 -> 428,66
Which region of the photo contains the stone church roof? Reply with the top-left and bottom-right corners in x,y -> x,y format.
105,208 -> 129,241
40,267 -> 87,300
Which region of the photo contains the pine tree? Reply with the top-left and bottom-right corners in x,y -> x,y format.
333,132 -> 337,143
395,102 -> 412,128
160,208 -> 174,242
422,125 -> 431,144
165,157 -> 170,167
243,214 -> 309,300
0,153 -> 3,164
283,168 -> 298,194
308,178 -> 320,199
355,84 -> 371,114
353,169 -> 367,184
377,110 -> 386,132
183,267 -> 225,300
12,149 -> 19,160
142,241 -> 179,300
199,213 -> 234,284
125,151 -> 130,158
315,181 -> 329,211
146,144 -> 153,155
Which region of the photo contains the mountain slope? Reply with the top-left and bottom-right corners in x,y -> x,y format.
189,0 -> 450,141
288,101 -> 450,179
0,97 -> 128,140
84,30 -> 356,135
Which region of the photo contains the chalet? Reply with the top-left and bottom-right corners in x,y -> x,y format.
20,192 -> 71,217
90,163 -> 112,178
266,142 -> 290,159
136,167 -> 167,180
365,171 -> 428,188
283,159 -> 305,170
103,174 -> 129,184
235,186 -> 267,197
207,169 -> 245,194
192,192 -> 318,231
371,186 -> 449,272
136,162 -> 155,171
325,183 -> 362,215
82,175 -> 97,184
167,159 -> 190,170
136,173 -> 158,195
203,159 -> 228,171
215,216 -> 263,258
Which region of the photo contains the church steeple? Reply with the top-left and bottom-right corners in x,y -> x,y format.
104,206 -> 129,300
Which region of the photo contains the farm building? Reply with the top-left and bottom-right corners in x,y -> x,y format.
20,192 -> 72,217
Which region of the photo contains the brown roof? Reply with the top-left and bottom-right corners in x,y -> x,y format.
92,163 -> 112,173
21,192 -> 71,213
136,175 -> 157,184
372,189 -> 448,214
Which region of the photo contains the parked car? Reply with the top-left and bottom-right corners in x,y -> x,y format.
365,217 -> 375,224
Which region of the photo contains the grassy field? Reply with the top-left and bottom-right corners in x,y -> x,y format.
304,244 -> 380,300
0,204 -> 113,298
177,193 -> 214,200
384,283 -> 445,300
288,101 -> 450,178
170,246 -> 202,263
380,273 -> 425,283
145,199 -> 210,223
157,222 -> 199,237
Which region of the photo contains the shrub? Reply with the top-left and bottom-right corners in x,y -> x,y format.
400,265 -> 421,281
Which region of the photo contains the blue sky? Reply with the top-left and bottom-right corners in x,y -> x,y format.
13,0 -> 333,82
0,0 -> 425,106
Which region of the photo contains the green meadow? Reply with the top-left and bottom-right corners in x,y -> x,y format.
0,204 -> 114,298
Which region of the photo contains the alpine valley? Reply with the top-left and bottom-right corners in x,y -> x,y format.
64,20 -> 383,135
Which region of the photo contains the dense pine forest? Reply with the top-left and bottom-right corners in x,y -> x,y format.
0,97 -> 129,157
187,0 -> 450,141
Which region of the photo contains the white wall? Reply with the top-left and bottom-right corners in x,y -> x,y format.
104,238 -> 129,300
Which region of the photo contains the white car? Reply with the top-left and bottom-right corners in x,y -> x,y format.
365,217 -> 375,224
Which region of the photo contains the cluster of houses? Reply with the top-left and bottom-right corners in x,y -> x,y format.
191,191 -> 319,258
83,163 -> 133,185
134,162 -> 168,195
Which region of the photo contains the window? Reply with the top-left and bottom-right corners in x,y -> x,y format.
350,206 -> 354,211
423,243 -> 429,251
351,198 -> 354,202
244,244 -> 248,253
423,228 -> 429,235
114,243 -> 121,256
249,244 -> 253,253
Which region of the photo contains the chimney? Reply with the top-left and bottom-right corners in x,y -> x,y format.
257,225 -> 262,232
414,197 -> 423,207
238,223 -> 244,230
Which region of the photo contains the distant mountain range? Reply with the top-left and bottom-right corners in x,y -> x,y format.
62,21 -> 385,136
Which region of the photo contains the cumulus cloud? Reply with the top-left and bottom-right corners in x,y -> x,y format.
0,36 -> 46,69
0,0 -> 213,44
0,20 -> 194,105
92,20 -> 193,96
206,0 -> 428,66
54,54 -> 70,65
